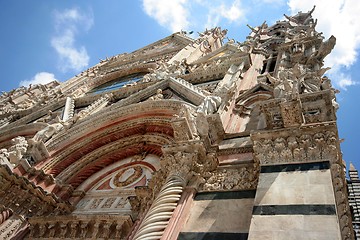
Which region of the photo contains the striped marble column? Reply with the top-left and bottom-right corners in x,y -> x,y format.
131,175 -> 185,240
130,150 -> 198,240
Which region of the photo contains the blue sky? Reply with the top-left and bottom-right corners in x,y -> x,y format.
0,0 -> 359,171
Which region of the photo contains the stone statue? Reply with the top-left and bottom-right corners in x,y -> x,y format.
271,69 -> 300,99
292,64 -> 320,94
293,64 -> 333,94
32,121 -> 64,143
8,136 -> 28,165
321,76 -> 339,111
308,35 -> 336,63
148,89 -> 164,101
267,72 -> 284,98
177,104 -> 199,139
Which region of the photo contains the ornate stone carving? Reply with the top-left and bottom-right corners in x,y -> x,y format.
279,99 -> 303,127
172,105 -> 198,141
147,89 -> 164,101
252,125 -> 339,165
89,198 -> 103,209
196,95 -> 222,115
331,163 -> 355,240
0,214 -> 27,240
28,214 -> 133,239
0,149 -> 11,168
260,90 -> 336,130
129,141 -> 215,239
101,198 -> 116,208
113,166 -> 143,188
201,165 -> 258,191
129,143 -> 213,225
0,7 -> 350,240
31,121 -> 64,143
0,81 -> 61,116
0,164 -> 72,217
266,71 -> 297,99
129,186 -> 152,219
62,96 -> 75,121
74,93 -> 113,122
7,136 -> 28,166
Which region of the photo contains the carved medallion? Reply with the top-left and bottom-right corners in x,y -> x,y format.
112,166 -> 143,188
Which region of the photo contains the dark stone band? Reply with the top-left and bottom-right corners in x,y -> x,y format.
178,232 -> 248,240
260,161 -> 330,173
253,204 -> 336,215
195,190 -> 256,201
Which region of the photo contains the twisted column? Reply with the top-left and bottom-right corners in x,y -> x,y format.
0,205 -> 12,224
132,151 -> 195,240
132,176 -> 185,240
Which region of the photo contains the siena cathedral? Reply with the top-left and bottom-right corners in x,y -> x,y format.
0,7 -> 359,240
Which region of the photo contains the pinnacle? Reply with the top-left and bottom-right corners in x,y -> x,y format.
350,162 -> 357,171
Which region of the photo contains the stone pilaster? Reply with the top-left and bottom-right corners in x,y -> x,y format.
249,123 -> 353,240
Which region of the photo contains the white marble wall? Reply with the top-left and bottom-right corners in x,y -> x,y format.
248,163 -> 341,240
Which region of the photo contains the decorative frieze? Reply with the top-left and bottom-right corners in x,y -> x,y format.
251,124 -> 339,165
0,164 -> 72,217
75,196 -> 131,214
201,165 -> 258,191
28,214 -> 132,239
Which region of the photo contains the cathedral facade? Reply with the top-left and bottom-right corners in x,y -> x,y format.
0,8 -> 355,240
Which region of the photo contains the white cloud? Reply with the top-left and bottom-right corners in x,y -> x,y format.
260,0 -> 285,4
19,72 -> 57,87
51,8 -> 93,72
287,0 -> 360,89
142,0 -> 190,32
142,0 -> 246,32
339,78 -> 358,90
206,0 -> 245,28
